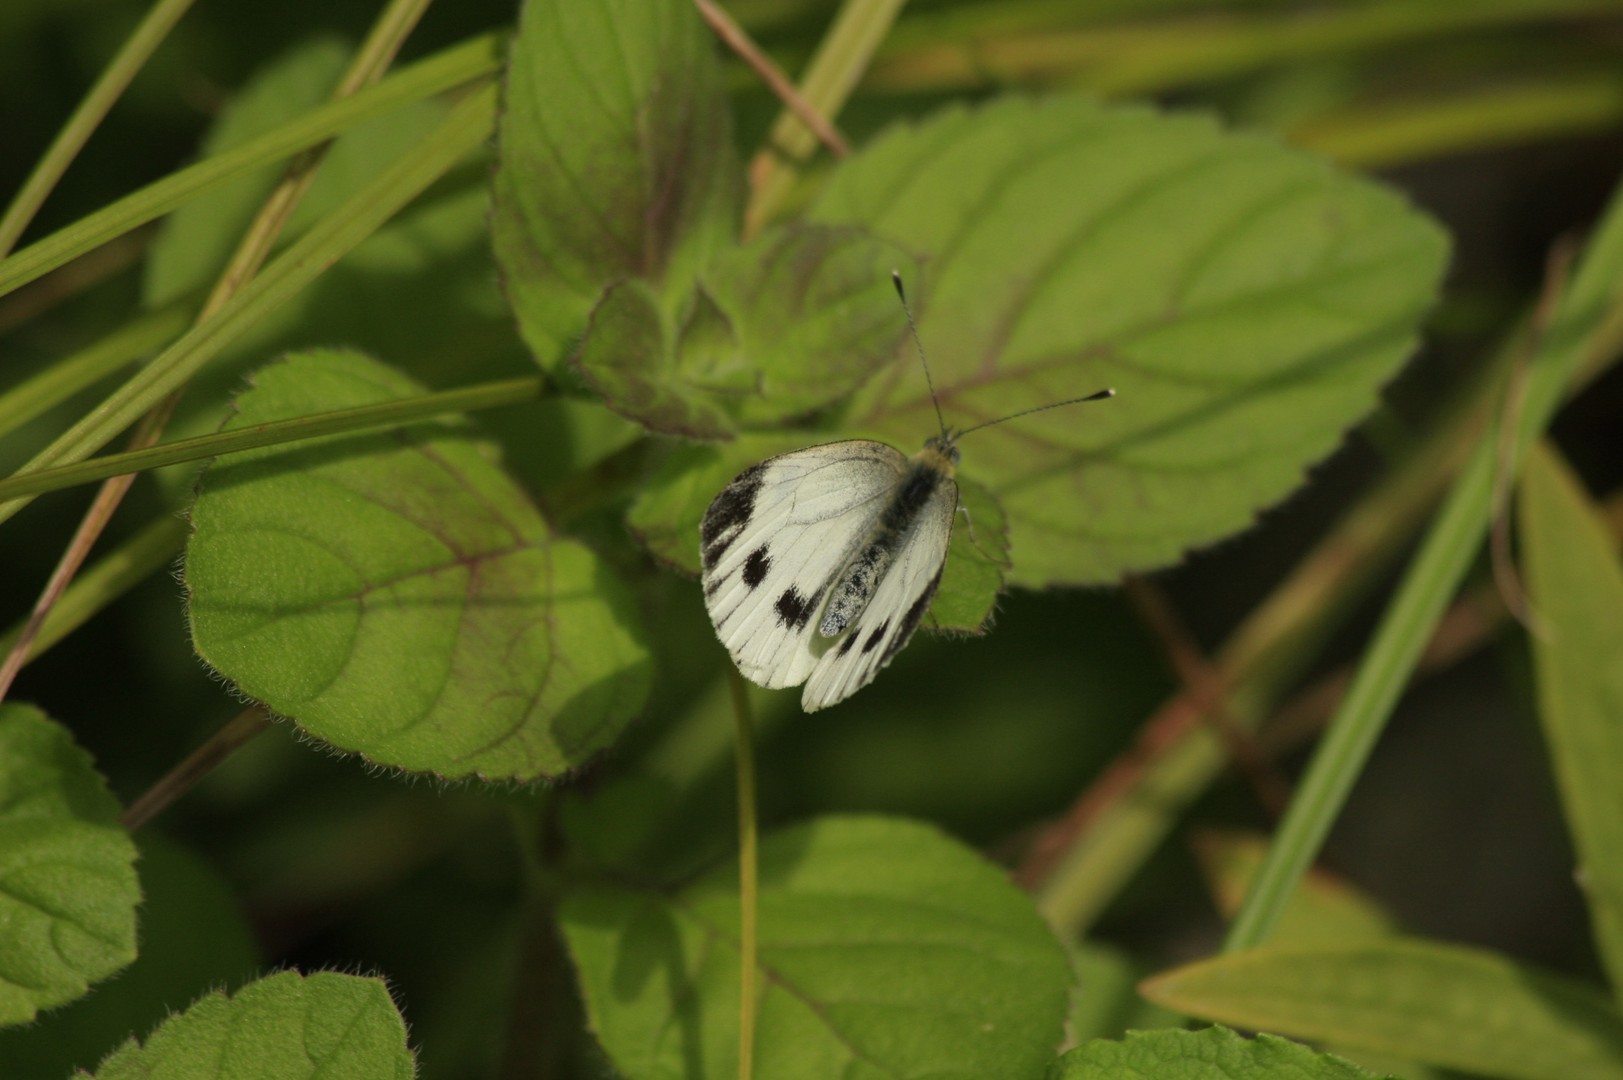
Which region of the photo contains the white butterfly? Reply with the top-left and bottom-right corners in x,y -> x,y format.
699,274 -> 1113,712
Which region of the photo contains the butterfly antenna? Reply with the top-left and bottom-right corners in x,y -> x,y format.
893,271 -> 950,441
955,387 -> 1116,439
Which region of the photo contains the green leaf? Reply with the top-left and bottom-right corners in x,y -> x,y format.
492,0 -> 738,369
1049,1026 -> 1390,1080
628,436 -> 1008,632
0,835 -> 258,1075
0,704 -> 138,1027
1520,442 -> 1623,997
84,970 -> 413,1079
184,348 -> 651,781
806,95 -> 1449,586
575,225 -> 917,438
1141,938 -> 1623,1080
559,815 -> 1071,1080
144,36 -> 441,308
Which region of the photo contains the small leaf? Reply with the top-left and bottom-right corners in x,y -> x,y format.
0,704 -> 138,1027
0,835 -> 258,1075
1141,938 -> 1623,1080
83,970 -> 413,1079
184,348 -> 651,781
1049,1026 -> 1390,1080
930,472 -> 1009,632
560,815 -> 1071,1080
808,95 -> 1449,586
574,278 -> 738,439
1520,443 -> 1623,998
575,225 -> 915,438
492,0 -> 738,369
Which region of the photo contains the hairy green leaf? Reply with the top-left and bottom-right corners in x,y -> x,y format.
84,970 -> 413,1079
492,0 -> 738,369
1520,443 -> 1623,997
560,815 -> 1070,1079
806,95 -> 1448,586
185,349 -> 651,781
0,704 -> 137,1027
1141,938 -> 1623,1080
0,835 -> 257,1075
1049,1025 -> 1390,1079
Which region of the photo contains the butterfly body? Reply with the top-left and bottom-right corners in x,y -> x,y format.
700,436 -> 960,712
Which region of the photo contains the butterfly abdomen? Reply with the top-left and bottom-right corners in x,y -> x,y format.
817,453 -> 954,638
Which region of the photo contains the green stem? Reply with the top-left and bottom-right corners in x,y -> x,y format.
0,0 -> 197,256
0,304 -> 190,444
745,0 -> 908,234
0,31 -> 504,298
0,82 -> 500,527
0,515 -> 185,665
730,670 -> 760,1080
0,376 -> 541,503
1223,173 -> 1623,952
1032,237 -> 1623,937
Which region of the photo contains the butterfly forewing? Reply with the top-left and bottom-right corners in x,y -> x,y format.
800,469 -> 956,711
701,441 -> 909,689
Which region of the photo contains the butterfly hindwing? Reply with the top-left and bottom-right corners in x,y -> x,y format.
701,441 -> 910,690
800,470 -> 956,711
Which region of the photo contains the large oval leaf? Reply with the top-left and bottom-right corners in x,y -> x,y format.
0,704 -> 138,1027
185,349 -> 651,781
560,815 -> 1071,1080
806,95 -> 1449,585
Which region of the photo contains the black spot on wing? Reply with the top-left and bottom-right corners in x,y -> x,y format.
700,463 -> 765,567
861,619 -> 890,654
775,586 -> 813,630
836,631 -> 860,657
743,546 -> 771,588
884,566 -> 944,662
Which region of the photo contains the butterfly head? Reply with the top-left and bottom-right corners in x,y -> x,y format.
920,433 -> 961,473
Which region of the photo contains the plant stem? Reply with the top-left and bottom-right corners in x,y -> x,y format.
121,706 -> 274,831
0,83 -> 499,528
0,516 -> 184,665
1223,172 -> 1623,952
729,669 -> 760,1080
0,376 -> 543,503
0,0 -> 443,707
696,0 -> 848,159
744,0 -> 908,234
0,0 -> 196,256
0,303 -> 190,444
0,32 -> 504,298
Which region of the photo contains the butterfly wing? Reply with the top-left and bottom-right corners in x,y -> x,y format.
701,440 -> 908,690
800,471 -> 957,712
